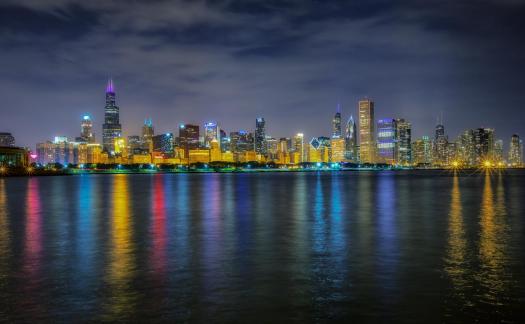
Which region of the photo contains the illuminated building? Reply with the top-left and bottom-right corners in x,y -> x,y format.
494,139 -> 504,163
77,143 -> 88,164
509,134 -> 522,166
358,98 -> 376,163
456,130 -> 476,166
102,79 -> 122,154
204,122 -> 220,148
0,146 -> 28,167
473,128 -> 494,165
221,151 -> 234,162
210,138 -> 222,162
330,137 -> 345,162
179,124 -> 199,154
293,133 -> 305,163
434,122 -> 448,166
142,118 -> 154,153
395,118 -> 411,165
189,149 -> 210,163
219,130 -> 229,152
238,150 -> 257,163
0,133 -> 15,147
153,133 -> 174,157
277,137 -> 289,164
266,137 -> 278,161
377,119 -> 396,164
332,104 -> 342,138
114,137 -> 127,157
36,141 -> 55,165
77,115 -> 95,143
308,137 -> 330,163
447,142 -> 457,166
412,136 -> 432,166
86,144 -> 102,163
255,118 -> 267,156
132,154 -> 152,164
230,131 -> 253,161
127,135 -> 143,155
344,116 -> 357,162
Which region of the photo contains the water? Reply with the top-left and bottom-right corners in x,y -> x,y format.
0,171 -> 524,322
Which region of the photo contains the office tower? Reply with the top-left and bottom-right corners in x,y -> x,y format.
220,129 -> 230,153
153,133 -> 174,156
127,135 -> 142,155
142,118 -> 154,153
179,124 -> 200,154
377,119 -> 396,164
266,137 -> 278,160
473,128 -> 494,164
358,98 -> 376,163
344,116 -> 357,162
102,79 -> 122,154
293,133 -> 305,163
332,104 -> 342,138
53,136 -> 77,165
78,115 -> 95,143
36,141 -> 55,165
255,118 -> 267,156
277,137 -> 290,164
494,139 -> 504,163
0,132 -> 15,147
447,142 -> 457,165
230,130 -> 254,155
396,118 -> 412,165
330,137 -> 345,162
204,122 -> 220,148
114,137 -> 127,157
412,136 -> 432,166
509,134 -> 522,166
308,137 -> 330,163
457,129 -> 476,166
434,122 -> 448,166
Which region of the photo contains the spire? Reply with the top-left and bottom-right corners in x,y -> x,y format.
336,102 -> 342,114
106,78 -> 114,93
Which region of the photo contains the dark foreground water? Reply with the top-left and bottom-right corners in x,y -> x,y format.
0,171 -> 524,322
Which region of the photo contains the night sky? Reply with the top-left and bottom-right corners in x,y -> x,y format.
1,0 -> 524,149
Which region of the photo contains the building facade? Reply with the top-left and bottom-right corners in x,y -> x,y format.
358,99 -> 376,163
102,79 -> 122,154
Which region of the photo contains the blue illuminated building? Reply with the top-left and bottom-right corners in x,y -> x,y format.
377,119 -> 397,164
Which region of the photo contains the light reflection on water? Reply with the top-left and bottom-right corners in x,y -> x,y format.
0,171 -> 524,322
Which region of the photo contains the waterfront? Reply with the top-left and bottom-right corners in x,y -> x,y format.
0,171 -> 524,322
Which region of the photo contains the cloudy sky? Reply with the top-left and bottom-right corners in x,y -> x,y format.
1,0 -> 524,148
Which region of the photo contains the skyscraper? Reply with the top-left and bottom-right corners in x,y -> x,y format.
412,136 -> 432,166
396,118 -> 412,165
0,132 -> 15,147
473,128 -> 494,164
377,119 -> 396,164
293,133 -> 305,163
179,124 -> 199,154
358,99 -> 376,163
332,104 -> 342,138
255,118 -> 267,156
434,122 -> 448,166
102,79 -> 122,154
509,134 -> 523,167
142,118 -> 154,153
153,133 -> 174,156
204,122 -> 220,148
330,137 -> 345,162
79,115 -> 95,143
344,115 -> 357,162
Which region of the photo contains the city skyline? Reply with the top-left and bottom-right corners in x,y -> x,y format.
1,1 -> 525,148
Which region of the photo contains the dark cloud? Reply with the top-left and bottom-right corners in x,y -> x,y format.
0,0 -> 524,149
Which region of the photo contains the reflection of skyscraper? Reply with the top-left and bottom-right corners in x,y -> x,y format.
102,79 -> 122,154
345,116 -> 357,162
377,119 -> 396,164
332,104 -> 342,138
255,118 -> 267,156
358,99 -> 376,163
142,118 -> 154,153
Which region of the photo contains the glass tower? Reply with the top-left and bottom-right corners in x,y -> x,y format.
102,79 -> 122,154
255,118 -> 267,156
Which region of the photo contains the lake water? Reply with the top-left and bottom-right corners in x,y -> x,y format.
0,171 -> 524,322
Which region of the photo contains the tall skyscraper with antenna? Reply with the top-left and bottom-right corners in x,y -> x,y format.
332,104 -> 342,138
102,79 -> 122,154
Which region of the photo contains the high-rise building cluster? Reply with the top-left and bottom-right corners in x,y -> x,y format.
32,80 -> 523,168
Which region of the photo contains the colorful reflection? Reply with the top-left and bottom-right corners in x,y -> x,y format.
444,174 -> 469,307
105,175 -> 136,320
24,178 -> 42,276
0,179 -> 10,284
477,171 -> 508,308
151,175 -> 167,279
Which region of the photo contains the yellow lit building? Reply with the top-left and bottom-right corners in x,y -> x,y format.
132,154 -> 151,164
210,139 -> 222,162
237,150 -> 256,163
222,151 -> 234,162
114,137 -> 127,157
330,137 -> 345,162
358,98 -> 376,163
189,149 -> 210,164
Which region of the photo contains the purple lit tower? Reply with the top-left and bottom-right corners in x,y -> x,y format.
102,79 -> 122,154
